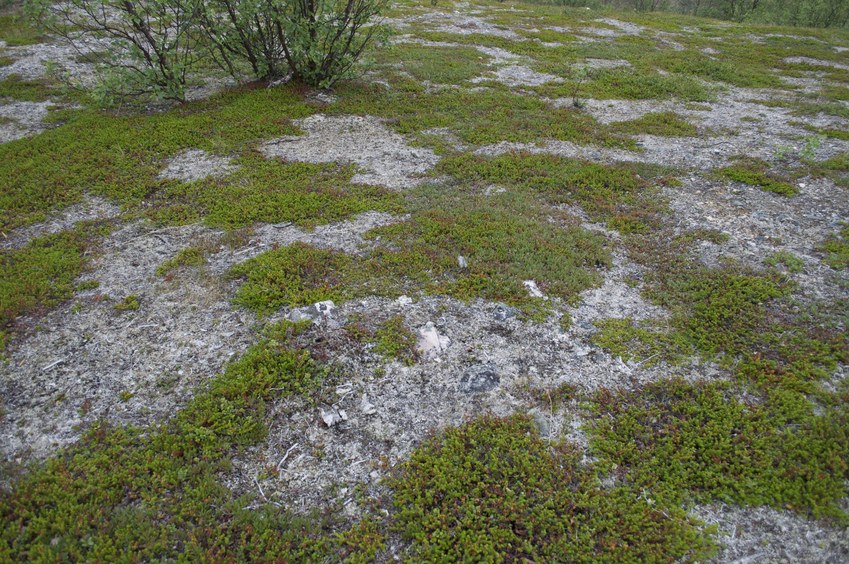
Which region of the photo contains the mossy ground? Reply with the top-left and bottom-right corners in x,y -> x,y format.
717,158 -> 799,197
2,0 -> 849,560
390,415 -> 716,561
0,222 -> 108,351
0,322 -> 383,561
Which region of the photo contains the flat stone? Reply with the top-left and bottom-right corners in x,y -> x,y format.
493,303 -> 518,321
459,364 -> 500,393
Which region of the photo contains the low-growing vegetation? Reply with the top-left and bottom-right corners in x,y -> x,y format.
0,223 -> 106,351
818,224 -> 849,270
390,415 -> 716,561
717,158 -> 798,197
2,0 -> 848,559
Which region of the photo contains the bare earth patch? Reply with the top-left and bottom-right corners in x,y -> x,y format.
0,100 -> 53,143
158,148 -> 238,183
262,114 -> 440,189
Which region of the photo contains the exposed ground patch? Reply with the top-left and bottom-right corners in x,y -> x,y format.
262,114 -> 439,189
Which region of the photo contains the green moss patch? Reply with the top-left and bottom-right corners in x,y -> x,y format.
612,111 -> 698,137
0,74 -> 55,102
438,152 -> 669,233
590,378 -> 849,520
592,317 -> 692,366
346,314 -> 419,365
230,188 -> 610,318
0,14 -> 45,46
0,85 -> 316,232
717,158 -> 798,196
818,224 -> 849,270
150,154 -> 402,229
333,83 -> 634,149
380,43 -> 489,85
229,243 -> 358,315
366,190 -> 610,310
0,223 -> 107,351
390,415 -> 716,561
764,250 -> 805,273
155,246 -> 207,277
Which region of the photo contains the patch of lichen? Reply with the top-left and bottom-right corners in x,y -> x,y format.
389,414 -> 716,561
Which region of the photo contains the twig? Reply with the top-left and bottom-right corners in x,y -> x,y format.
42,359 -> 66,372
276,443 -> 300,472
633,353 -> 659,367
253,474 -> 281,507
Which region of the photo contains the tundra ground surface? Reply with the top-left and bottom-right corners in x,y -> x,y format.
1,0 -> 848,561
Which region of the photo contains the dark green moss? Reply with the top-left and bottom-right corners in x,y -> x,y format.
390,415 -> 716,561
0,222 -> 107,351
590,378 -> 849,520
612,111 -> 698,137
717,159 -> 798,197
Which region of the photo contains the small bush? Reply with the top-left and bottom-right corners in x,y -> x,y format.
201,0 -> 389,87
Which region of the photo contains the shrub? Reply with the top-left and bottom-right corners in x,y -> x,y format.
26,0 -> 387,103
202,0 -> 389,88
27,0 -> 203,103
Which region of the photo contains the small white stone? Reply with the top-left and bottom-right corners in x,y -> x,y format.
523,280 -> 545,298
416,322 -> 451,357
361,395 -> 377,415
